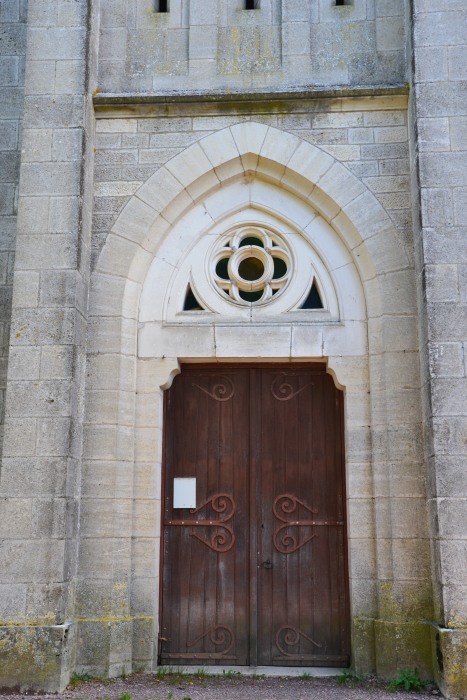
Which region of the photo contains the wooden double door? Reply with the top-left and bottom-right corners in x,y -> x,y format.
160,365 -> 350,667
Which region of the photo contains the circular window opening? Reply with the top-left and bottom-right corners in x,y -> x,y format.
238,257 -> 264,281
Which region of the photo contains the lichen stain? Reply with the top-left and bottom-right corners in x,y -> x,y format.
379,580 -> 433,623
439,629 -> 467,698
0,628 -> 61,690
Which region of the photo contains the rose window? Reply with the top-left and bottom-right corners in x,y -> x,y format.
212,227 -> 291,305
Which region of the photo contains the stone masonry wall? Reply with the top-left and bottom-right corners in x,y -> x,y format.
0,0 -> 97,690
410,2 -> 467,697
92,98 -> 412,268
81,96 -> 433,679
0,0 -> 27,454
98,0 -> 406,94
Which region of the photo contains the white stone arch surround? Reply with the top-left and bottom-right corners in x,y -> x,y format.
80,122 -> 424,676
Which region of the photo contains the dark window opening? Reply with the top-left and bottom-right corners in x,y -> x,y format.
239,236 -> 264,248
300,281 -> 324,309
183,285 -> 204,311
239,290 -> 263,302
245,0 -> 259,9
335,0 -> 351,5
156,0 -> 168,12
216,258 -> 230,280
272,258 -> 287,280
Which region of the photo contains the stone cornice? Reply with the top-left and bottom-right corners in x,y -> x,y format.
93,84 -> 409,117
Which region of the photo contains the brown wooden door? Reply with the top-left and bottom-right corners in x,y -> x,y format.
160,365 -> 349,667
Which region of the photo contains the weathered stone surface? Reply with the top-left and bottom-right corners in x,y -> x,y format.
0,625 -> 74,692
0,0 -> 466,696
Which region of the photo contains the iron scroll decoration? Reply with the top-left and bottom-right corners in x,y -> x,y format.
273,494 -> 343,554
166,493 -> 236,553
163,624 -> 236,660
275,626 -> 323,661
192,375 -> 235,402
270,373 -> 314,401
187,624 -> 235,658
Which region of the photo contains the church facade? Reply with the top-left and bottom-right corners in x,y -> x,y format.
0,1 -> 466,696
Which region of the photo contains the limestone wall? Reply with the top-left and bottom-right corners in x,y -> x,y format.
0,0 -> 97,690
98,0 -> 406,94
0,0 -> 27,454
76,100 -> 433,679
410,1 -> 467,696
0,1 -> 465,696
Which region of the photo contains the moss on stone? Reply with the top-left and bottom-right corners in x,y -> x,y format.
352,617 -> 376,676
375,620 -> 433,680
0,625 -> 72,692
379,580 -> 434,623
434,626 -> 467,699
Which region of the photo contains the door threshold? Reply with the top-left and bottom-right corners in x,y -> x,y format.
162,665 -> 346,677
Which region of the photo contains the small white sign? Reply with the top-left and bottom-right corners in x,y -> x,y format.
173,478 -> 196,509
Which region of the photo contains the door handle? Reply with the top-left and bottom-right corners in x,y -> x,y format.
262,559 -> 273,569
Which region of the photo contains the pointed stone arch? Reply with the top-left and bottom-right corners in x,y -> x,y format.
94,121 -> 411,323
79,121 -> 422,678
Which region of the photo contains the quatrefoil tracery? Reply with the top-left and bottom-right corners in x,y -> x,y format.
212,227 -> 292,306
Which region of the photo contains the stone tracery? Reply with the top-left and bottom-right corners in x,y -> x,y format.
212,226 -> 291,305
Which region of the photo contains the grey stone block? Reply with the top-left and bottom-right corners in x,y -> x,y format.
0,0 -> 20,23
421,188 -> 454,228
0,56 -> 19,86
6,378 -> 72,418
57,0 -> 86,27
376,16 -> 404,51
0,152 -> 19,183
10,307 -> 77,347
54,59 -> 86,95
429,343 -> 464,378
415,46 -> 448,82
418,117 -> 450,152
422,226 -> 467,264
448,45 -> 467,81
361,142 -> 409,160
0,88 -> 23,119
15,235 -> 76,271
21,128 -> 52,162
0,121 -> 18,151
0,23 -> 26,55
8,346 -> 41,380
415,81 -> 467,118
28,27 -> 85,61
0,584 -> 27,619
52,128 -> 83,162
37,417 -> 71,456
48,196 -> 80,234
420,153 -> 467,187
349,50 -> 404,85
23,96 -> 80,129
0,184 -> 15,215
450,116 -> 467,151
415,10 -> 467,47
20,162 -> 80,197
427,302 -> 467,342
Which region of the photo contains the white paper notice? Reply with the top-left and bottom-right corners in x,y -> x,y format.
173,478 -> 196,508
